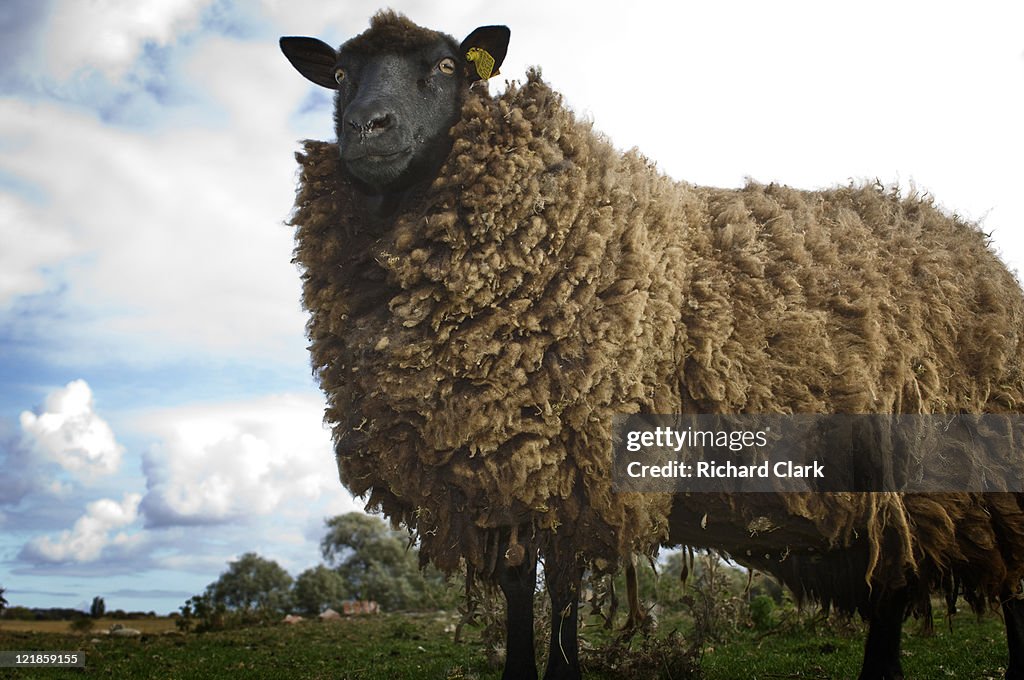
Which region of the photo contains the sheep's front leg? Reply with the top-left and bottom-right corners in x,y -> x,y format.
857,586 -> 908,680
497,541 -> 539,680
543,544 -> 583,680
1003,596 -> 1024,680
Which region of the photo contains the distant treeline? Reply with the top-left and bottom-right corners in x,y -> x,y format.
1,607 -> 161,621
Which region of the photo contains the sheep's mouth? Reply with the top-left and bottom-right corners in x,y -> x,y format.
342,144 -> 417,192
347,147 -> 412,163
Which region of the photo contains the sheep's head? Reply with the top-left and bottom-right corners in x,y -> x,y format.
281,11 -> 509,195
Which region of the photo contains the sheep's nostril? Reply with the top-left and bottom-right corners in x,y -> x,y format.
347,107 -> 395,135
368,113 -> 392,132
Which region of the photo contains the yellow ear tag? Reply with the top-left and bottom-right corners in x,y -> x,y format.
465,47 -> 496,80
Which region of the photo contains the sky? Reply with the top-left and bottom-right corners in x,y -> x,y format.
1,0 -> 1022,615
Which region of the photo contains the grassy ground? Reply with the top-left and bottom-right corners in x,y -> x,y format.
0,619 -> 177,635
1,613 -> 485,680
696,614 -> 1010,680
0,608 -> 1013,678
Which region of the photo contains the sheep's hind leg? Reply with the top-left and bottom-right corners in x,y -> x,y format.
498,541 -> 539,680
543,543 -> 583,680
1003,596 -> 1024,680
857,586 -> 908,680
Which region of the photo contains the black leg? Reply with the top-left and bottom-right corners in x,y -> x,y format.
858,587 -> 908,680
498,542 -> 539,680
1003,596 -> 1024,680
543,543 -> 583,680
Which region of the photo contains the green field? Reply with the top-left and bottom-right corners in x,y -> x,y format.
0,609 -> 1013,679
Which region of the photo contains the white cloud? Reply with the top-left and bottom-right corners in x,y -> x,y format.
0,42 -> 312,364
258,0 -> 398,37
0,193 -> 76,307
138,392 -> 353,526
19,380 -> 124,478
44,0 -> 214,82
22,492 -> 142,563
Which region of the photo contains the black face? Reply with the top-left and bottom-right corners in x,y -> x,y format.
280,21 -> 510,196
332,46 -> 462,193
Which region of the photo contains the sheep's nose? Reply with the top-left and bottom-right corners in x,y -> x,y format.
346,103 -> 395,135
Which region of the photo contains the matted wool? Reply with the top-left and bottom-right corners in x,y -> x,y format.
289,67 -> 1024,608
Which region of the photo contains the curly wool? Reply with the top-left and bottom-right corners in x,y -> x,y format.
340,10 -> 457,56
289,71 -> 1024,601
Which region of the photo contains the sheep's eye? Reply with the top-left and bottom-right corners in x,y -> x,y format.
437,58 -> 456,75
334,68 -> 346,84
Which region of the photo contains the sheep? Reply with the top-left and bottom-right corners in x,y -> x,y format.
281,11 -> 1024,680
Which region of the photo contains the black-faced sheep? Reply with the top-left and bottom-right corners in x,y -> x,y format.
281,11 -> 1024,680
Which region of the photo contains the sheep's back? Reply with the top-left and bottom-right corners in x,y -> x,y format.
671,182 -> 1024,607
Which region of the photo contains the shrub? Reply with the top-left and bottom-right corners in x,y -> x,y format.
750,594 -> 776,631
69,617 -> 95,633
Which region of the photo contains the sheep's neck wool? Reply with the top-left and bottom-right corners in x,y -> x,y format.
290,72 -> 1024,610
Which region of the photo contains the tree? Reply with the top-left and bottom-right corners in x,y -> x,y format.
321,513 -> 410,571
207,552 -> 293,614
177,592 -> 226,633
0,586 -> 8,616
320,513 -> 456,611
90,596 -> 106,618
292,565 -> 349,616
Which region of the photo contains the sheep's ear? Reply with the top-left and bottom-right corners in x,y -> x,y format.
459,25 -> 510,81
280,37 -> 340,90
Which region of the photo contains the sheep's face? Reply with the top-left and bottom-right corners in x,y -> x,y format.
331,45 -> 462,193
281,16 -> 509,195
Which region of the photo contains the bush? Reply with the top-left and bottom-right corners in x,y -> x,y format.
69,618 -> 95,633
1,606 -> 35,620
177,594 -> 227,633
750,594 -> 776,631
177,592 -> 283,633
292,565 -> 349,617
386,617 -> 420,640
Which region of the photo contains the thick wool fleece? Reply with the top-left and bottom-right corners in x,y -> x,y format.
290,71 -> 1024,604
341,10 -> 456,56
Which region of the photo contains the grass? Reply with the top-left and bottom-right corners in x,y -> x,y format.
0,619 -> 177,635
0,608 -> 1014,679
0,613 -> 489,680
696,613 -> 1011,680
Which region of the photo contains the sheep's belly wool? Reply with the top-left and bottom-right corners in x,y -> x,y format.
290,72 -> 1024,592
